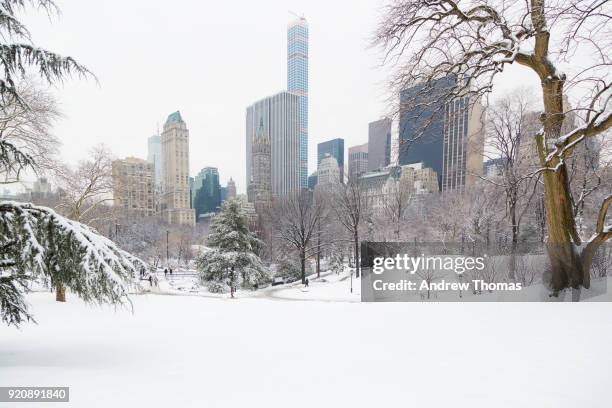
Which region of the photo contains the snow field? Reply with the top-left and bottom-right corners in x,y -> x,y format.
1,292 -> 611,408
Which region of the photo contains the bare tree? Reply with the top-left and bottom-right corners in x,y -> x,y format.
0,82 -> 61,184
375,0 -> 612,297
332,177 -> 369,278
381,176 -> 413,240
55,145 -> 113,224
484,90 -> 543,276
272,190 -> 324,283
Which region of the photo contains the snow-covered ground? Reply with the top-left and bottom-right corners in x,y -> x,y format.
2,288 -> 612,408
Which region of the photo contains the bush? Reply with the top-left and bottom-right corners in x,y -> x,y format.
206,281 -> 229,294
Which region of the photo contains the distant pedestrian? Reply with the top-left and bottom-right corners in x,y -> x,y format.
305,278 -> 309,288
148,275 -> 152,287
164,268 -> 168,277
170,268 -> 173,275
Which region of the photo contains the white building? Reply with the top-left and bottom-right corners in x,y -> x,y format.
317,154 -> 341,186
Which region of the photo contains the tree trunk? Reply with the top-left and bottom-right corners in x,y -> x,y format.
56,283 -> 66,302
316,223 -> 321,278
300,249 -> 306,284
538,80 -> 588,294
354,231 -> 360,278
508,205 -> 518,280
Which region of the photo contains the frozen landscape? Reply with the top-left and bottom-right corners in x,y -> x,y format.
2,275 -> 612,408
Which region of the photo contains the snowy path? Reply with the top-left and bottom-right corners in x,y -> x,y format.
1,293 -> 612,407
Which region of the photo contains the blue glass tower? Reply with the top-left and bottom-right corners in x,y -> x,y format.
288,17 -> 308,189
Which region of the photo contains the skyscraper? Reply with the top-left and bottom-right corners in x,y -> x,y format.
147,134 -> 162,186
192,167 -> 221,220
398,76 -> 454,189
161,111 -> 195,225
367,118 -> 392,171
441,96 -> 484,191
398,76 -> 484,192
246,92 -> 300,197
317,138 -> 344,183
226,178 -> 237,200
247,118 -> 272,214
348,143 -> 368,179
287,17 -> 308,189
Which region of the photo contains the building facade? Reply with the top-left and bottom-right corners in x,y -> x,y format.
359,164 -> 438,212
317,138 -> 344,183
247,118 -> 273,214
192,167 -> 222,221
226,178 -> 237,200
399,76 -> 484,192
160,111 -> 195,225
368,118 -> 392,171
147,134 -> 162,187
307,171 -> 318,190
441,96 -> 484,191
317,154 -> 341,186
288,17 -> 309,188
246,92 -> 300,197
348,143 -> 368,179
112,157 -> 156,217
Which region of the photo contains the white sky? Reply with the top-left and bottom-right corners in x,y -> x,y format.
21,0 -> 542,194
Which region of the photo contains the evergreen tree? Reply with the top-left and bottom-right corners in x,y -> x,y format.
0,202 -> 146,326
0,1 -> 144,326
196,199 -> 269,297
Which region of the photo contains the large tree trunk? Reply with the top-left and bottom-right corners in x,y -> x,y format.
538,80 -> 588,295
56,283 -> 66,302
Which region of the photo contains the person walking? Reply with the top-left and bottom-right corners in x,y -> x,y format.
164,268 -> 168,277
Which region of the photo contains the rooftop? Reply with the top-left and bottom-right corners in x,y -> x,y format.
165,111 -> 183,125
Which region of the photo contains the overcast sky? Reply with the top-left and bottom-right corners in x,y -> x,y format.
22,0 -> 541,194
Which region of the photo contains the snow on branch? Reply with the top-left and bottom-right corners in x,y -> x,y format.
374,0 -> 536,113
0,201 -> 147,305
546,110 -> 612,163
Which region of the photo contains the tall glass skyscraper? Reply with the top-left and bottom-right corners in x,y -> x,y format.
287,17 -> 308,189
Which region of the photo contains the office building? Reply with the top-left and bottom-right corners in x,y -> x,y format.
399,76 -> 484,191
317,138 -> 344,183
247,117 -> 273,214
348,143 -> 368,179
288,17 -> 309,188
246,92 -> 300,197
147,134 -> 162,186
368,118 -> 392,171
112,157 -> 156,217
160,111 -> 196,225
317,154 -> 341,186
192,167 -> 222,220
226,178 -> 237,201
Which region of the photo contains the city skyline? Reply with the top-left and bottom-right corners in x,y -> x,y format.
19,0 -> 544,195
